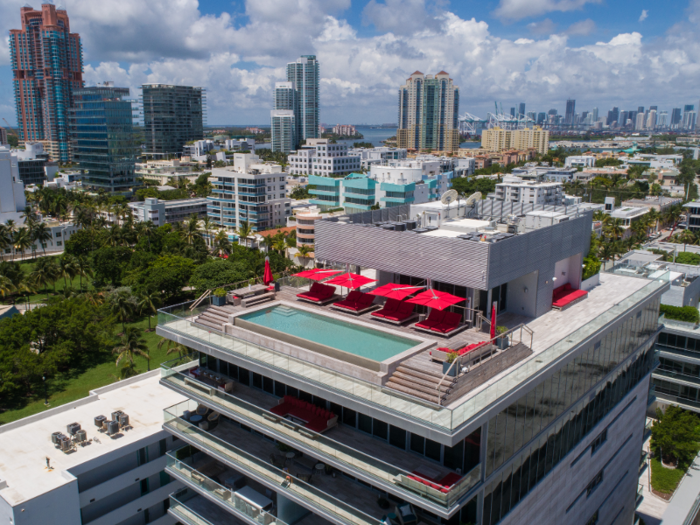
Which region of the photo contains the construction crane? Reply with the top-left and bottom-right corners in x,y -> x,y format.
1,118 -> 19,145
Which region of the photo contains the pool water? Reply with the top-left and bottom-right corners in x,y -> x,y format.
239,305 -> 418,362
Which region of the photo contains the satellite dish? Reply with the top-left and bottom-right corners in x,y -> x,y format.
465,192 -> 482,206
441,189 -> 459,207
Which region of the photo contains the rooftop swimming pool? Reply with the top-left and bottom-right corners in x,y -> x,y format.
238,305 -> 419,362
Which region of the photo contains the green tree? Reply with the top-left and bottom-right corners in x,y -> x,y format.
678,229 -> 696,252
31,222 -> 52,256
137,290 -> 161,332
236,221 -> 253,248
651,406 -> 700,467
109,289 -> 136,334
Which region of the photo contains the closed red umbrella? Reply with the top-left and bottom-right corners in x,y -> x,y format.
490,302 -> 497,339
324,273 -> 376,290
369,283 -> 424,300
406,289 -> 464,311
263,256 -> 274,285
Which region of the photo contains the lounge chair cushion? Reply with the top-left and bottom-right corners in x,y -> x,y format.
415,309 -> 446,329
270,396 -> 336,433
432,312 -> 463,333
384,302 -> 415,322
371,298 -> 401,318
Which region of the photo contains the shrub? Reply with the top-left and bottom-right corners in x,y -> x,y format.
660,304 -> 700,324
213,288 -> 226,297
675,252 -> 700,266
582,255 -> 602,280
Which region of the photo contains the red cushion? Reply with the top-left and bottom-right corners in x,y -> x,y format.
418,309 -> 446,329
439,473 -> 462,487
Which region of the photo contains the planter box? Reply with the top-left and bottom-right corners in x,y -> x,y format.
443,360 -> 458,377
211,295 -> 226,307
496,336 -> 510,350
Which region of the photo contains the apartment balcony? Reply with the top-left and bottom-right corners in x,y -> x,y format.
164,401 -> 385,525
161,363 -> 480,515
169,486 -> 255,525
309,189 -> 340,197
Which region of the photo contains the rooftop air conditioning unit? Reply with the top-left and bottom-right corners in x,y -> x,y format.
111,410 -> 123,422
94,415 -> 106,428
66,422 -> 80,436
107,420 -> 119,437
118,414 -> 129,428
51,431 -> 64,445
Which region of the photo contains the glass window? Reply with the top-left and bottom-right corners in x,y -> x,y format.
252,373 -> 262,390
358,413 -> 372,434
263,376 -> 274,394
389,426 -> 406,449
373,419 -> 388,440
410,433 -> 425,454
238,367 -> 250,386
426,438 -> 442,462
274,381 -> 285,398
342,407 -> 356,427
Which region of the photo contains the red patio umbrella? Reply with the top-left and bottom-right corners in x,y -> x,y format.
406,289 -> 464,311
293,269 -> 319,278
305,269 -> 343,281
490,302 -> 497,339
369,283 -> 425,300
263,256 -> 274,286
324,273 -> 376,290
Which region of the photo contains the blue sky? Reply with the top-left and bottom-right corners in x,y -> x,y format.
1,0 -> 698,126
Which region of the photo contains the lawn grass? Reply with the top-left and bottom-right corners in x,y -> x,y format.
651,457 -> 686,494
2,257 -> 95,305
0,316 -> 179,425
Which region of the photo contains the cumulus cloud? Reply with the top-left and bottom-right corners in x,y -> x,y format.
2,0 -> 700,125
362,0 -> 443,35
527,18 -> 558,35
494,0 -> 602,22
566,19 -> 596,35
639,9 -> 648,22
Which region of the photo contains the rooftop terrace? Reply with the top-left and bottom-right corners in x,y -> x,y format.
0,372 -> 186,506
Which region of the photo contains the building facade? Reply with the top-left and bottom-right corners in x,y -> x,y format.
9,3 -> 84,163
287,140 -> 361,177
142,84 -> 205,156
271,111 -> 297,154
70,84 -> 137,193
0,372 -> 185,525
492,176 -> 565,205
0,145 -> 28,224
397,71 -> 460,153
155,201 -> 664,525
13,142 -> 58,185
272,56 -> 319,152
481,129 -> 550,155
129,197 -> 208,227
207,153 -> 291,235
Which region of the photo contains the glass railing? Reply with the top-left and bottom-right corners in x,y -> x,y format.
164,400 -> 382,525
160,360 -> 479,509
157,273 -> 668,432
167,453 -> 284,525
169,488 -> 219,525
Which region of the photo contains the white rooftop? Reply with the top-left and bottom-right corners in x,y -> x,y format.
0,372 -> 186,506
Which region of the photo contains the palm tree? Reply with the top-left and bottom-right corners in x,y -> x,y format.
31,222 -> 52,257
0,225 -> 11,261
201,216 -> 213,249
117,360 -> 140,379
110,290 -> 134,334
603,218 -> 624,242
138,290 -> 161,332
58,255 -> 78,290
214,230 -> 231,256
182,216 -> 202,245
678,229 -> 695,252
0,275 -> 15,298
296,244 -> 313,265
236,221 -> 253,248
13,227 -> 32,261
75,256 -> 93,292
158,337 -> 189,361
104,225 -> 122,247
30,258 -> 58,299
113,327 -> 150,370
272,234 -> 286,255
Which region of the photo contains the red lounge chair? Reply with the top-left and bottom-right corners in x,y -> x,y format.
332,291 -> 377,314
384,302 -> 415,322
552,283 -> 588,310
371,298 -> 401,319
269,395 -> 338,433
297,282 -> 336,304
432,312 -> 463,334
332,291 -> 363,310
415,309 -> 446,330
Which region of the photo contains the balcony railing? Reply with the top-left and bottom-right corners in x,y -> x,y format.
161,360 -> 480,510
170,489 -> 217,525
167,454 -> 284,525
164,400 -> 382,525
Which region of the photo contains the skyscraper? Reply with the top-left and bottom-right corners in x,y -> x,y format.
638,106 -> 645,114
397,71 -> 460,152
671,108 -> 682,128
141,84 -> 205,156
70,84 -> 137,193
9,4 -> 83,163
635,112 -> 645,130
683,105 -> 696,130
564,99 -> 576,126
270,82 -> 297,153
518,102 -> 526,116
646,109 -> 657,130
537,112 -> 546,125
287,55 -> 319,145
619,110 -> 629,128
606,107 -> 619,127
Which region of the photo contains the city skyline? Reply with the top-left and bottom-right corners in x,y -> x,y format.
0,0 -> 699,126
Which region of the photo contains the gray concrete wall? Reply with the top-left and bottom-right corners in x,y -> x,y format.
505,270 -> 538,317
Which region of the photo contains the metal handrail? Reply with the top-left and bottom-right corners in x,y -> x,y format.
435,323 -> 533,405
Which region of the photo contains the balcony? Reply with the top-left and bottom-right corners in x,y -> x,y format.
170,487 -> 255,525
161,363 -> 480,513
167,458 -> 284,525
164,400 -> 384,525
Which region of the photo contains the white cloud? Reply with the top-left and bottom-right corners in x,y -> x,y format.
566,19 -> 596,36
362,0 -> 443,35
639,9 -> 649,22
2,0 -> 700,125
527,18 -> 558,35
493,0 -> 602,22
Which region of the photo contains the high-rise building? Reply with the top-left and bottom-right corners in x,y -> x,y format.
683,105 -> 696,130
9,4 -> 84,163
649,105 -> 658,111
537,112 -> 546,125
510,107 -> 516,117
526,112 -> 536,124
70,84 -> 137,193
606,107 -> 619,127
657,111 -> 668,128
638,106 -> 645,114
646,109 -> 658,130
592,107 -> 599,122
564,99 -> 576,126
397,71 -> 460,152
671,108 -> 682,128
619,110 -> 629,128
518,102 -> 525,116
635,112 -> 646,130
0,128 -> 7,146
141,84 -> 205,156
271,81 -> 298,153
481,128 -> 550,154
156,202 -> 665,525
287,55 -> 319,145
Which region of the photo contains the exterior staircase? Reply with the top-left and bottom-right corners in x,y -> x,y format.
385,361 -> 456,405
194,305 -> 236,331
